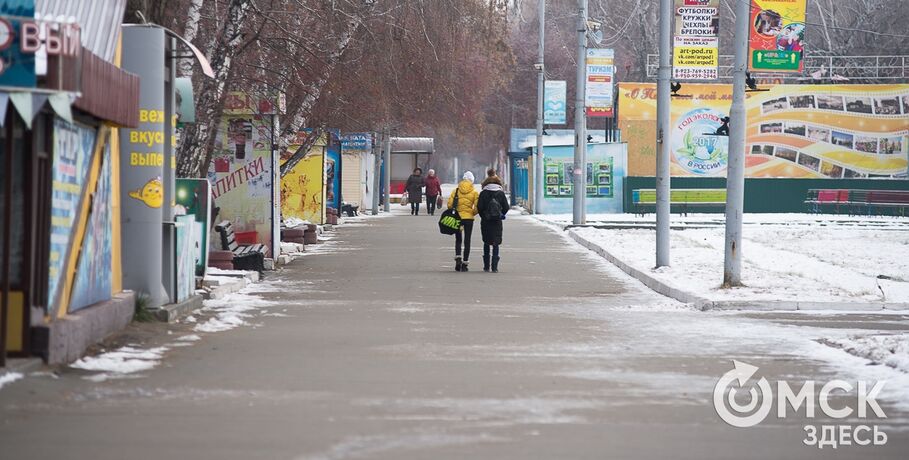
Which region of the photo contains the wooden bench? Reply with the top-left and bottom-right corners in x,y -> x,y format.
806,189 -> 909,216
214,221 -> 269,272
632,189 -> 727,215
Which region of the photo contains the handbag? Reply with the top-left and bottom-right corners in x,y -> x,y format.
438,193 -> 461,235
400,191 -> 409,206
436,195 -> 443,208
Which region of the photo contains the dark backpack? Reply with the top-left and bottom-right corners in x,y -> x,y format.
483,193 -> 503,221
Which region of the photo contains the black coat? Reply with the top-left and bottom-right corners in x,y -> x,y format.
477,188 -> 510,245
404,174 -> 425,203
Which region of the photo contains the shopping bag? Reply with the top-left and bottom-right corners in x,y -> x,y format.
436,196 -> 443,208
400,192 -> 409,206
438,193 -> 460,235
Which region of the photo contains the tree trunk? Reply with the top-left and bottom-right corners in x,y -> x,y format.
177,0 -> 252,178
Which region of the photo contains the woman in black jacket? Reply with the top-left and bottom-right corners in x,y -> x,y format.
477,169 -> 510,272
404,168 -> 425,215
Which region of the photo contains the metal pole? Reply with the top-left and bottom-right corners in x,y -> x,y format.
724,0 -> 750,287
371,131 -> 381,215
655,0 -> 672,268
534,0 -> 546,214
572,0 -> 588,225
383,128 -> 391,212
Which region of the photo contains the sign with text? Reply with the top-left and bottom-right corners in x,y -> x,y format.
544,80 -> 567,124
748,0 -> 806,72
585,48 -> 615,117
672,0 -> 719,80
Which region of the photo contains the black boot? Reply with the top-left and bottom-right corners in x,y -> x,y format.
483,255 -> 490,272
461,260 -> 469,272
492,256 -> 500,273
455,257 -> 462,272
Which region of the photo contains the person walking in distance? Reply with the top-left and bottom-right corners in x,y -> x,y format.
477,169 -> 510,272
404,168 -> 425,215
424,169 -> 442,216
447,171 -> 478,271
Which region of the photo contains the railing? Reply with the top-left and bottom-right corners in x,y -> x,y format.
646,55 -> 909,82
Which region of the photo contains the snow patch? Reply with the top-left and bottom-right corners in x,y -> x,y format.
70,346 -> 169,375
822,333 -> 909,373
0,371 -> 23,390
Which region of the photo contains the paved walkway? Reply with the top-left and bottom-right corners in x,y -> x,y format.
1,209 -> 907,459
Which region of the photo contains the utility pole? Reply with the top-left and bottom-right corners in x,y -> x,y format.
534,0 -> 546,214
371,131 -> 381,215
655,0 -> 671,267
724,0 -> 750,286
383,128 -> 391,212
572,0 -> 588,225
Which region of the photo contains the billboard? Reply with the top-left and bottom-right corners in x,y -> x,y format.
585,48 -> 615,117
544,80 -> 567,124
748,0 -> 806,72
538,143 -> 627,214
618,83 -> 909,178
673,0 -> 720,80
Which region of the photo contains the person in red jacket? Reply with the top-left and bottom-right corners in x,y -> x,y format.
424,169 -> 443,216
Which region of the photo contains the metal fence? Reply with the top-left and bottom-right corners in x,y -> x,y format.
646,55 -> 909,83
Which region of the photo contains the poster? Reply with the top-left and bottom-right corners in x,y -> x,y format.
544,80 -> 567,124
207,109 -> 276,249
673,0 -> 719,80
544,157 -> 614,198
617,83 -> 909,178
538,143 -> 627,214
175,178 -> 211,276
281,132 -> 326,224
325,130 -> 341,210
585,49 -> 615,117
48,118 -> 96,315
69,141 -> 112,312
748,0 -> 806,72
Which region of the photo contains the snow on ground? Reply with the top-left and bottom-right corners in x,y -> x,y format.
70,346 -> 169,382
194,289 -> 278,333
0,372 -> 23,391
541,213 -> 909,304
822,333 -> 909,374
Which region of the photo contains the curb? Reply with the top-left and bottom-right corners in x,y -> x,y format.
155,295 -> 204,323
566,229 -> 909,312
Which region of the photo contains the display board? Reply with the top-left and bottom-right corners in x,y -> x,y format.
618,83 -> 909,178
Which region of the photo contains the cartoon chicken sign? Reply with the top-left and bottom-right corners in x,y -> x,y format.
129,177 -> 164,208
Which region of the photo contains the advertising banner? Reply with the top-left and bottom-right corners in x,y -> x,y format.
748,0 -> 806,72
119,26 -> 166,306
326,130 -> 341,210
585,48 -> 615,117
207,92 -> 278,251
672,0 -> 720,80
617,83 -> 909,178
544,80 -> 567,124
539,143 -> 627,214
0,1 -> 36,88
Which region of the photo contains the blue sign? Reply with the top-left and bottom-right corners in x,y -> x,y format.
544,80 -> 567,125
0,0 -> 37,88
341,132 -> 372,152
